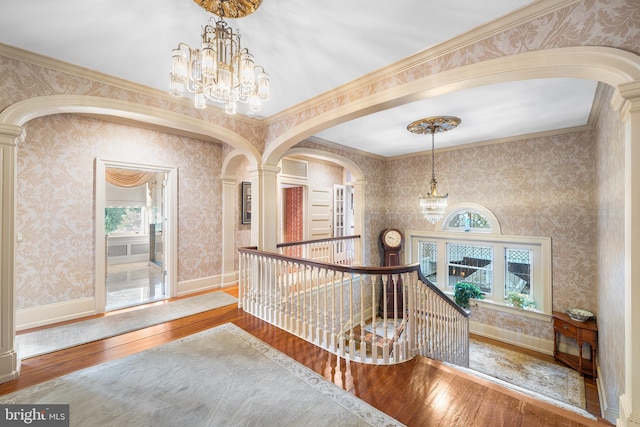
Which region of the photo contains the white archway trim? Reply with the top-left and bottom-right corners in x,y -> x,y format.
283,146 -> 365,181
221,149 -> 251,179
264,46 -> 640,164
442,202 -> 502,235
0,95 -> 262,165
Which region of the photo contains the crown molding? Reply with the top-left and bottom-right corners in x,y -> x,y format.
387,125 -> 593,161
0,43 -> 261,127
264,0 -> 581,125
0,43 -> 176,102
303,136 -> 387,161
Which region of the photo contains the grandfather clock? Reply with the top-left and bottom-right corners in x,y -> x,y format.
379,228 -> 404,317
380,228 -> 403,266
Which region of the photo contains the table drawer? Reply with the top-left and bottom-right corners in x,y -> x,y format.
554,318 -> 577,335
579,329 -> 597,342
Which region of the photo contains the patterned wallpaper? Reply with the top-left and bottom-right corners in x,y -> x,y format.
387,131 -> 597,339
594,85 -> 626,408
284,187 -> 304,243
16,114 -> 225,308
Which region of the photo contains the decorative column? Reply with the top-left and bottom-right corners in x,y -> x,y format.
220,176 -> 237,286
0,124 -> 23,384
620,81 -> 640,427
249,164 -> 280,252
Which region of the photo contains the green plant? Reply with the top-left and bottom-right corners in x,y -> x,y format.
454,282 -> 485,309
506,291 -> 535,310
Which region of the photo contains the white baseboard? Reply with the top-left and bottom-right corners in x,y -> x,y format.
469,320 -> 554,355
220,271 -> 238,288
0,350 -> 19,383
15,272 -> 239,331
176,274 -> 224,296
16,297 -> 97,331
596,365 -> 619,424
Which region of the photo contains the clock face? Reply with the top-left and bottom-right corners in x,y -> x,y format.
384,229 -> 402,248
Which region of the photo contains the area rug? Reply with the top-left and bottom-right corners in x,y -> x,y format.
1,323 -> 403,427
16,292 -> 238,359
463,338 -> 594,420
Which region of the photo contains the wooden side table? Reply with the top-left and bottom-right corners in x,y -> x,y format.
553,311 -> 598,378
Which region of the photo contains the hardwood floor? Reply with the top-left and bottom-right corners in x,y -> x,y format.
1,287 -> 612,426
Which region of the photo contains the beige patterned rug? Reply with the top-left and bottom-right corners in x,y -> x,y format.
16,292 -> 237,359
466,338 -> 592,418
3,324 -> 403,426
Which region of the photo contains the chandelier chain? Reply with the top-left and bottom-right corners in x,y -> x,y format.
407,116 -> 460,224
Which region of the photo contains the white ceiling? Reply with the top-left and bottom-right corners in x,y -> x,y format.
0,0 -> 597,157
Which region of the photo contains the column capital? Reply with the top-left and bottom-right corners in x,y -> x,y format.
0,124 -> 24,145
248,163 -> 280,177
615,80 -> 640,121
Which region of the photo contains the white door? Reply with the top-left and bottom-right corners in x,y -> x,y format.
309,186 -> 332,239
308,186 -> 332,262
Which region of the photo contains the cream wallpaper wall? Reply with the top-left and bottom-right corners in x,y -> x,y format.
594,85 -> 626,408
16,114 -> 225,309
387,130 -> 597,338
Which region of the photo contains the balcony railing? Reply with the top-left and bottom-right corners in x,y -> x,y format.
277,235 -> 361,266
238,237 -> 469,366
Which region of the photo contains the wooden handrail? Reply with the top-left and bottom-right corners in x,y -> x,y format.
276,235 -> 362,248
238,246 -> 469,317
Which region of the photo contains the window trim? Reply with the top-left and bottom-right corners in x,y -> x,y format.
406,229 -> 552,321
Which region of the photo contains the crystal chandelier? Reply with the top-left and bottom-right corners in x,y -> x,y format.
169,1 -> 269,116
407,116 -> 461,224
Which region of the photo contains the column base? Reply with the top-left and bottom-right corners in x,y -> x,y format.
0,349 -> 19,384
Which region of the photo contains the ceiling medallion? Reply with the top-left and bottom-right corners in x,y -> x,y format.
194,0 -> 262,18
407,116 -> 461,224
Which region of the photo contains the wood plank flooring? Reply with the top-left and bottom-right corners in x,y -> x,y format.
1,287 -> 612,426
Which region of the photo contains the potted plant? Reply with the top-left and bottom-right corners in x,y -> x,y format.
454,282 -> 484,309
506,291 -> 535,310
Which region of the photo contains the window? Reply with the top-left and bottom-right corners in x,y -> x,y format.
447,243 -> 493,293
408,204 -> 552,318
419,241 -> 437,284
505,248 -> 532,298
447,212 -> 491,231
105,207 -> 146,234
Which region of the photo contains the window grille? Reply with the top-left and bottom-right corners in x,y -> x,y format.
447,243 -> 493,293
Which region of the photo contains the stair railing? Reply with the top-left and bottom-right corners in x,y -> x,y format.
238,241 -> 469,367
277,235 -> 361,266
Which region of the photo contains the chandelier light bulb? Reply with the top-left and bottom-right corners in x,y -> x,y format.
169,13 -> 269,116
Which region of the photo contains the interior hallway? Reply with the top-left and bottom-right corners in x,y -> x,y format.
3,287 -> 610,426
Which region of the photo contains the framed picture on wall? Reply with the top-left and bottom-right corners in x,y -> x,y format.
241,181 -> 251,224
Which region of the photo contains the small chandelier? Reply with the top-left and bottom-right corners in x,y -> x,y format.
407,116 -> 461,224
169,1 -> 269,116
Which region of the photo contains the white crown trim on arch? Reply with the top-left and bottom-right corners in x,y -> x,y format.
262,46 -> 640,165
0,94 -> 262,165
282,146 -> 365,182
